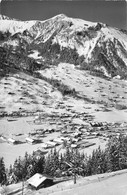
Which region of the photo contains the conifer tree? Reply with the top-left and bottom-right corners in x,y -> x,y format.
13,157 -> 23,182
50,148 -> 60,177
0,157 -> 6,185
106,136 -> 120,172
43,153 -> 53,176
117,134 -> 127,169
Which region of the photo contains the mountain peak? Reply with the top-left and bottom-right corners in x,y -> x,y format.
0,14 -> 19,21
54,14 -> 68,18
49,14 -> 68,22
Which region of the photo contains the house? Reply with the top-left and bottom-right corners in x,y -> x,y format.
71,144 -> 77,148
62,137 -> 70,142
46,141 -> 57,147
61,130 -> 67,134
27,173 -> 53,190
41,143 -> 48,149
72,138 -> 80,143
53,138 -> 64,144
25,137 -> 36,144
7,118 -> 17,122
0,136 -> 6,141
48,129 -> 55,133
73,132 -> 82,138
8,138 -> 17,145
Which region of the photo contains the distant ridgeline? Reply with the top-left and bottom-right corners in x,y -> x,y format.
0,14 -> 127,79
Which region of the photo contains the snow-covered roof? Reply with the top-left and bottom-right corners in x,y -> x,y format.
53,138 -> 64,143
8,138 -> 16,143
27,173 -> 53,188
25,137 -> 35,143
46,141 -> 57,146
71,144 -> 77,148
41,143 -> 48,148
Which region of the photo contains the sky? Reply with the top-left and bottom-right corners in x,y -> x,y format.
1,1 -> 127,30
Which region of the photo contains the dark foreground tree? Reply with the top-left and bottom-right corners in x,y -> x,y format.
0,157 -> 7,185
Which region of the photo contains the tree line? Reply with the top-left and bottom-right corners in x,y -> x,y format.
0,133 -> 127,186
34,72 -> 76,96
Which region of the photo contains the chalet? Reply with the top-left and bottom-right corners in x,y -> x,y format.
48,129 -> 55,133
46,141 -> 57,147
41,143 -> 48,149
90,122 -> 103,127
8,138 -> 17,145
61,130 -> 67,134
7,118 -> 17,122
25,137 -> 36,144
71,144 -> 77,148
72,138 -> 80,143
53,138 -> 64,144
49,122 -> 56,125
62,137 -> 70,142
73,132 -> 82,138
27,173 -> 53,190
0,136 -> 6,141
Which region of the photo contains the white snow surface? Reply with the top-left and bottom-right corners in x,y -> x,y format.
0,20 -> 36,34
64,17 -> 97,29
102,27 -> 127,50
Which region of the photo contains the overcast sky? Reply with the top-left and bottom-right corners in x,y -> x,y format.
1,1 -> 127,30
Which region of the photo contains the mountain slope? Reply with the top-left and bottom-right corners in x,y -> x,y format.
0,14 -> 127,78
0,14 -> 127,115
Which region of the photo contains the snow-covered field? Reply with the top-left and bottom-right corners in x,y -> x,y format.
1,63 -> 127,115
39,63 -> 127,110
47,169 -> 127,195
0,72 -> 62,114
1,169 -> 127,195
0,116 -> 107,168
1,63 -> 127,168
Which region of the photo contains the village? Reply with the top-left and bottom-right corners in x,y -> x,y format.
1,110 -> 127,193
1,108 -> 127,167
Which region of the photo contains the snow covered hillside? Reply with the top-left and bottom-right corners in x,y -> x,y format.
1,169 -> 127,195
0,14 -> 127,114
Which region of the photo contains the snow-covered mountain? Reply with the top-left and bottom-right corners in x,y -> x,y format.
0,14 -> 127,78
0,14 -> 16,20
0,14 -> 127,115
0,15 -> 35,34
